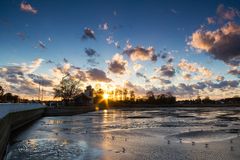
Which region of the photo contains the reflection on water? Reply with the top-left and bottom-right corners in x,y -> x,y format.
6,107 -> 240,160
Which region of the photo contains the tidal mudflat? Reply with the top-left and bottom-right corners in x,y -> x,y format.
6,107 -> 240,160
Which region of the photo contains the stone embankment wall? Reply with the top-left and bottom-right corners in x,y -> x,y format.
0,104 -> 45,159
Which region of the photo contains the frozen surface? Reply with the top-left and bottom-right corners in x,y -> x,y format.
6,107 -> 240,160
0,103 -> 45,119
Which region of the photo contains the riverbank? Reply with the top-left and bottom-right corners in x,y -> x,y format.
0,104 -> 45,159
0,104 -> 97,160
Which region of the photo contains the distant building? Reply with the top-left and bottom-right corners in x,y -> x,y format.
73,85 -> 93,105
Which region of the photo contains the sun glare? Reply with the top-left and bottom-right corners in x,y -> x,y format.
103,93 -> 109,99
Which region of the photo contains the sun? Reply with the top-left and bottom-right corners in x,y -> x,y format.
103,93 -> 109,99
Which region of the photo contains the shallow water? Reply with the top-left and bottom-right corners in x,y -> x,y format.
6,107 -> 240,160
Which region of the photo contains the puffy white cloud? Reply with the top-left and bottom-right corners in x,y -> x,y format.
99,22 -> 109,30
188,22 -> 240,66
107,53 -> 128,75
178,59 -> 213,80
20,2 -> 38,14
123,46 -> 158,62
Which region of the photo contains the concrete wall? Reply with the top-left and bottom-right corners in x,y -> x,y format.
0,104 -> 45,159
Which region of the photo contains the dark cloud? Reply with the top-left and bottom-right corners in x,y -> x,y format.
82,28 -> 95,40
183,73 -> 192,80
28,74 -> 53,87
86,68 -> 111,82
207,80 -> 239,89
123,46 -> 158,62
192,82 -> 208,90
38,41 -> 46,49
87,58 -> 99,66
167,57 -> 174,63
107,54 -> 128,75
155,64 -> 175,77
85,48 -> 99,57
189,22 -> 240,66
46,60 -> 55,64
124,81 -> 146,95
136,72 -> 150,83
151,76 -> 171,84
63,58 -> 68,63
228,68 -> 240,77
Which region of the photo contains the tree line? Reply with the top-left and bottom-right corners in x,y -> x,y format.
0,86 -> 20,103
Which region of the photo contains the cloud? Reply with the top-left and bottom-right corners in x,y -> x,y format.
20,2 -> 38,14
63,58 -> 68,63
189,22 -> 240,66
216,4 -> 240,21
183,73 -> 192,80
170,9 -> 177,14
86,68 -> 111,82
136,72 -> 150,83
52,62 -> 87,81
99,22 -> 109,30
207,17 -> 216,24
151,76 -> 171,84
28,74 -> 54,87
192,82 -> 208,90
152,80 -> 239,99
87,58 -> 99,66
155,64 -> 175,77
216,75 -> 224,82
123,46 -> 158,62
133,63 -> 142,72
16,32 -> 27,40
107,53 -> 128,75
178,59 -> 213,80
82,27 -> 95,40
124,81 -> 146,95
38,41 -> 46,49
207,80 -> 239,89
228,68 -> 240,77
85,48 -> 99,57
0,59 -> 48,96
106,36 -> 120,49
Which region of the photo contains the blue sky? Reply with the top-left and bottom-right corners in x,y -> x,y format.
0,0 -> 240,100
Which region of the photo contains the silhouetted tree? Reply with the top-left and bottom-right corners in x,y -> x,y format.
130,90 -> 135,101
0,85 -> 4,102
3,93 -> 19,103
146,91 -> 155,103
202,96 -> 212,104
54,75 -> 82,104
195,96 -> 201,104
123,88 -> 128,101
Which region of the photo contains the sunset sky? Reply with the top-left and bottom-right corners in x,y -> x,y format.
0,0 -> 240,100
